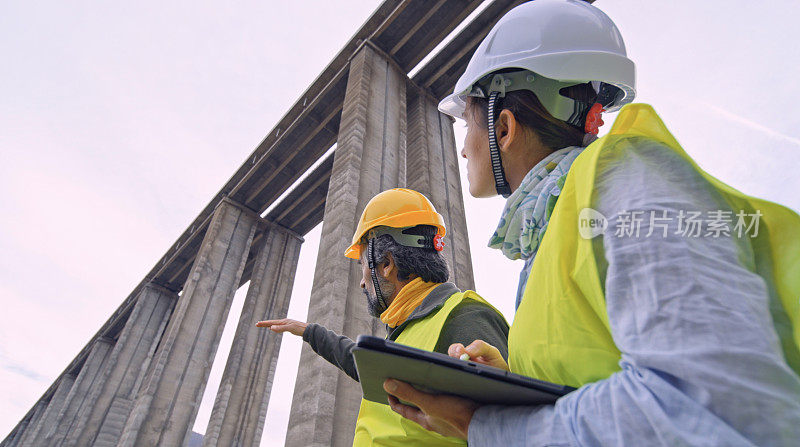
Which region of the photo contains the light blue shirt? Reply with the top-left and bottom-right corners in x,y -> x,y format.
470,138 -> 800,446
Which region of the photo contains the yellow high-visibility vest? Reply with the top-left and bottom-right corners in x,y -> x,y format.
353,291 -> 502,446
508,103 -> 800,387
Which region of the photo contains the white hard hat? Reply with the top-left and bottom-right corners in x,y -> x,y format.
438,0 -> 636,119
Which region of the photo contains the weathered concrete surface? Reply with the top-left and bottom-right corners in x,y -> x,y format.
9,400 -> 46,447
20,374 -> 75,447
285,43 -> 407,447
1,421 -> 23,447
406,83 -> 475,290
67,283 -> 177,447
44,338 -> 115,446
1,399 -> 42,447
202,226 -> 303,447
118,198 -> 258,447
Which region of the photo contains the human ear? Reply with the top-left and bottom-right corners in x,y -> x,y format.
495,109 -> 519,154
381,253 -> 396,279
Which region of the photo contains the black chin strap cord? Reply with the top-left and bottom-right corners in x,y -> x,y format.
487,91 -> 512,198
367,238 -> 388,311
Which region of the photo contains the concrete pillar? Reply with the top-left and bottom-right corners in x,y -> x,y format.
2,414 -> 24,447
406,83 -> 475,290
2,402 -> 38,447
69,283 -> 177,447
2,422 -> 24,447
118,198 -> 258,447
20,374 -> 75,447
285,42 -> 407,447
44,337 -> 115,445
0,430 -> 18,447
202,225 -> 303,447
9,400 -> 46,447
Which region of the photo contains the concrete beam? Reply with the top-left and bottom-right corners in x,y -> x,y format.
118,198 -> 259,447
382,0 -> 482,71
412,0 -> 526,99
406,83 -> 475,290
69,283 -> 177,447
265,150 -> 334,236
202,225 -> 303,447
286,42 -> 407,447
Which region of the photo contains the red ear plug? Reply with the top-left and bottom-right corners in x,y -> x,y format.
585,102 -> 605,135
433,234 -> 445,251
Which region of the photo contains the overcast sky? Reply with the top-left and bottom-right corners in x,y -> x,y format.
2,0 -> 799,445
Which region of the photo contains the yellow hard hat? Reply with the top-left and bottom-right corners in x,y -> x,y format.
344,188 -> 446,259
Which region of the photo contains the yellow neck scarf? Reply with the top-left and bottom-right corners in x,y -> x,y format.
380,277 -> 439,328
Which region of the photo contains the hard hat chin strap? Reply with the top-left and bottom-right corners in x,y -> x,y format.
487,91 -> 512,198
367,238 -> 389,312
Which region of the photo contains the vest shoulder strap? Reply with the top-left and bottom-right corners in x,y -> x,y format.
395,291 -> 502,351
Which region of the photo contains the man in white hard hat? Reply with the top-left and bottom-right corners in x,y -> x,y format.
383,1 -> 800,446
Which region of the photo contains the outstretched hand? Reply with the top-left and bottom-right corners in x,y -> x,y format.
383,379 -> 480,440
448,339 -> 509,371
255,318 -> 308,336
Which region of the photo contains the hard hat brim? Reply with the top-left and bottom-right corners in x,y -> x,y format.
438,92 -> 468,119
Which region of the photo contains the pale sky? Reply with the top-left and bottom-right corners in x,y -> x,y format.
1,1 -> 799,445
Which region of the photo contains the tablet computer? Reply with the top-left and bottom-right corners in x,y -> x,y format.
352,335 -> 575,406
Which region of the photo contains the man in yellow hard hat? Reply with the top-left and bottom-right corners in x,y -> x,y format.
257,188 -> 508,446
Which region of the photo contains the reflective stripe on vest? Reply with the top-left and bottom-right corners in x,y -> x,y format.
508,103 -> 800,388
352,291 -> 501,447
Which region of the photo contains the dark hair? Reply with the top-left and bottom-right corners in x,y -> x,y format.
466,82 -> 598,150
368,225 -> 449,283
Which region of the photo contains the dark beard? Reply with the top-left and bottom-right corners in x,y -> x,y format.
363,276 -> 395,317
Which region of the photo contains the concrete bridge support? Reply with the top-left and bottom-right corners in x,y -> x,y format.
285,42 -> 408,447
283,42 -> 475,447
0,419 -> 25,447
0,4 -> 501,444
202,226 -> 303,447
9,400 -> 45,447
43,338 -> 115,446
70,284 -> 177,447
19,374 -> 75,447
118,198 -> 259,447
